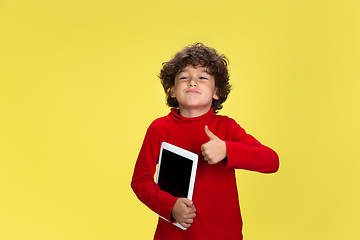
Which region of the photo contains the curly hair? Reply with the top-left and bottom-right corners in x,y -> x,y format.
159,42 -> 231,114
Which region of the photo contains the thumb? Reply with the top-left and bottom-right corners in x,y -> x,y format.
205,125 -> 217,140
181,198 -> 194,208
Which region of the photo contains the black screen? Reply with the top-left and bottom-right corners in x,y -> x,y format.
158,149 -> 193,198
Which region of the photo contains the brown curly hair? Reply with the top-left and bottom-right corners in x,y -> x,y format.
159,43 -> 231,114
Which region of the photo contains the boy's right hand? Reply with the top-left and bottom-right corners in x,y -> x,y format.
171,198 -> 197,228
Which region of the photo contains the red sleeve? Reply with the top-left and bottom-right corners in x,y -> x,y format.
130,128 -> 177,222
220,119 -> 279,173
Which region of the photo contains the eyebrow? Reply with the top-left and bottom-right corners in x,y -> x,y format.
178,69 -> 211,74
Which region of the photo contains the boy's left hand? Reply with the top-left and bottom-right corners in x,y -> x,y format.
201,126 -> 227,164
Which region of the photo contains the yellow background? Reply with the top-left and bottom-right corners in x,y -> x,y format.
1,0 -> 359,239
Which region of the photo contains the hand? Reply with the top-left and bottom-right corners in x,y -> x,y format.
201,126 -> 227,164
171,198 -> 197,228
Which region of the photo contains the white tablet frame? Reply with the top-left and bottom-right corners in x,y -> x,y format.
155,142 -> 198,230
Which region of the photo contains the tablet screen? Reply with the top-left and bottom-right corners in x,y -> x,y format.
158,148 -> 193,198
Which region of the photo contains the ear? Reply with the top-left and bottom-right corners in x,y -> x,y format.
213,88 -> 220,100
170,86 -> 176,98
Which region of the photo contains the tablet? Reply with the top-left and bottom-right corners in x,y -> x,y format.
155,142 -> 198,230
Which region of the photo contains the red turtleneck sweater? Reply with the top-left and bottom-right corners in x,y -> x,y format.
131,109 -> 279,240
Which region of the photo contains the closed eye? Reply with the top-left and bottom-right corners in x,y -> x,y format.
199,77 -> 208,80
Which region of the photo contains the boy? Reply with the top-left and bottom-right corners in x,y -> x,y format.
131,43 -> 279,240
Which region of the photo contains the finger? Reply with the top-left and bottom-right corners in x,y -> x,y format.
201,150 -> 206,157
205,125 -> 217,140
201,144 -> 208,157
187,212 -> 196,219
187,207 -> 197,214
191,212 -> 197,219
184,207 -> 196,216
181,198 -> 193,208
208,160 -> 215,165
180,222 -> 191,228
185,218 -> 194,224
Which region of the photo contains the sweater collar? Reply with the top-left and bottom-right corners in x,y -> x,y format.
169,108 -> 215,126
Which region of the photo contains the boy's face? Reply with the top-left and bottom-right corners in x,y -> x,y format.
171,65 -> 219,117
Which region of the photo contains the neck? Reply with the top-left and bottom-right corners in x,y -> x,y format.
178,106 -> 212,118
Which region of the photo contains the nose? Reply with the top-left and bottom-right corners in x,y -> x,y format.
188,78 -> 197,87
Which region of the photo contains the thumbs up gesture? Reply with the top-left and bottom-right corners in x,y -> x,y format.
201,126 -> 227,164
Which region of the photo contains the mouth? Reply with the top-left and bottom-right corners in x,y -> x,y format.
186,90 -> 200,94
